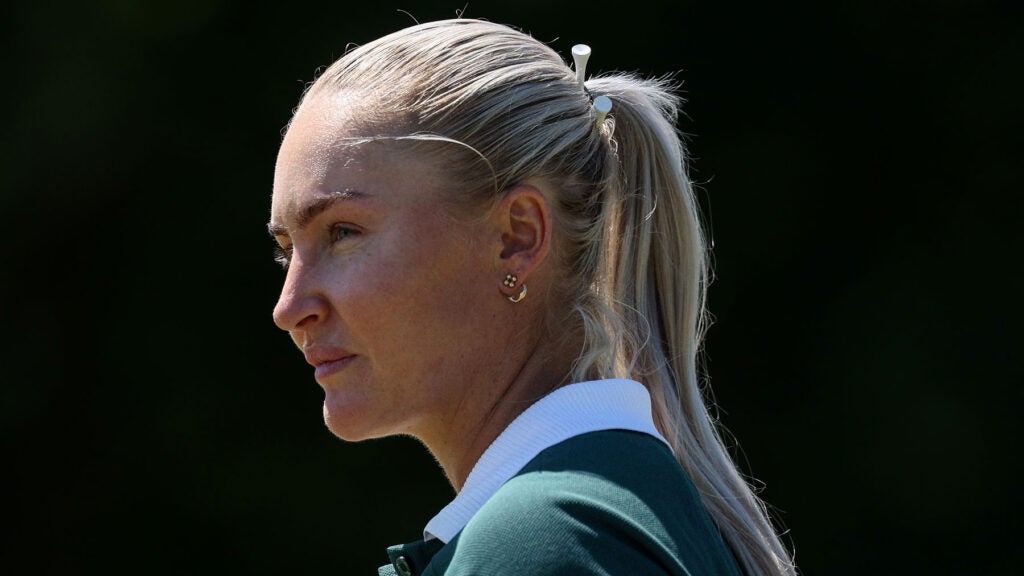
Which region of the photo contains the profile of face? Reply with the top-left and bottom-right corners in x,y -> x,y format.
270,94 -> 513,442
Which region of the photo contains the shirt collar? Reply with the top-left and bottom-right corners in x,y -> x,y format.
423,378 -> 669,543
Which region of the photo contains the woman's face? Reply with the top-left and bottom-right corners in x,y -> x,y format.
270,96 -> 503,441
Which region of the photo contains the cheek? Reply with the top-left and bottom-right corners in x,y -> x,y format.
328,229 -> 458,339
344,227 -> 492,359
365,217 -> 479,298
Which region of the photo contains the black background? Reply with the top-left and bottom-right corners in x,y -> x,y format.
3,1 -> 1021,574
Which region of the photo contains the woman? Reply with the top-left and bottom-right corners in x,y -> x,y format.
269,18 -> 796,576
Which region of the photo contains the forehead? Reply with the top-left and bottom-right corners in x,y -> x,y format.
271,95 -> 443,228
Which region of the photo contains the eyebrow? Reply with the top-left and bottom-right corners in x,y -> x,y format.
267,189 -> 369,237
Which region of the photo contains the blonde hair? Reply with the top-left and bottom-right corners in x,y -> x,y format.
299,18 -> 796,576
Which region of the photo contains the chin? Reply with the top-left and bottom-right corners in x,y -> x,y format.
322,400 -> 393,442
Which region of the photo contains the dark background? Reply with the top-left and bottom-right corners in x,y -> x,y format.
3,1 -> 1021,574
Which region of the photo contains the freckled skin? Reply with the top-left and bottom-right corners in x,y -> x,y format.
271,95 -> 509,444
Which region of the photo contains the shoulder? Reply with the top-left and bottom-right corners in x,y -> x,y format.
427,431 -> 741,576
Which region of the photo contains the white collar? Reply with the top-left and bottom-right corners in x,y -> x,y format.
423,378 -> 669,543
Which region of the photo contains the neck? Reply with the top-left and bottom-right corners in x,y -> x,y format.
417,329 -> 582,492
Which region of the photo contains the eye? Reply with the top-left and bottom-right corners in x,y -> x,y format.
273,245 -> 292,269
330,223 -> 360,243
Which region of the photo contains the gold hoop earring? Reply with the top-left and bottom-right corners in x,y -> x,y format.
508,283 -> 527,303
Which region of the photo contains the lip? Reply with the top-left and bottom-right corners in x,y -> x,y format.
303,346 -> 356,380
313,355 -> 356,380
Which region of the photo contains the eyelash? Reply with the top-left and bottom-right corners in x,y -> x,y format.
272,224 -> 360,270
273,246 -> 292,269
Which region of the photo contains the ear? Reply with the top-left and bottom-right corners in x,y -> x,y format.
493,184 -> 552,298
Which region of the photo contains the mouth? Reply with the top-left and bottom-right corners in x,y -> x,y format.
303,347 -> 356,381
313,355 -> 356,380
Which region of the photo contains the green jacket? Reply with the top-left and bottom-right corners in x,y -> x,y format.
379,430 -> 742,575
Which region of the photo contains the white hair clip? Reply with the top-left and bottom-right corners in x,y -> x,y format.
593,95 -> 612,127
572,44 -> 591,87
572,44 -> 612,127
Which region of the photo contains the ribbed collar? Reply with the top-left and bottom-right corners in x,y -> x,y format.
423,378 -> 669,543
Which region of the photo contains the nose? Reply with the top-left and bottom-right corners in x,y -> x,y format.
273,261 -> 328,333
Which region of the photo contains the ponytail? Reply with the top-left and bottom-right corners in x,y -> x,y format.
575,75 -> 797,576
303,20 -> 795,574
